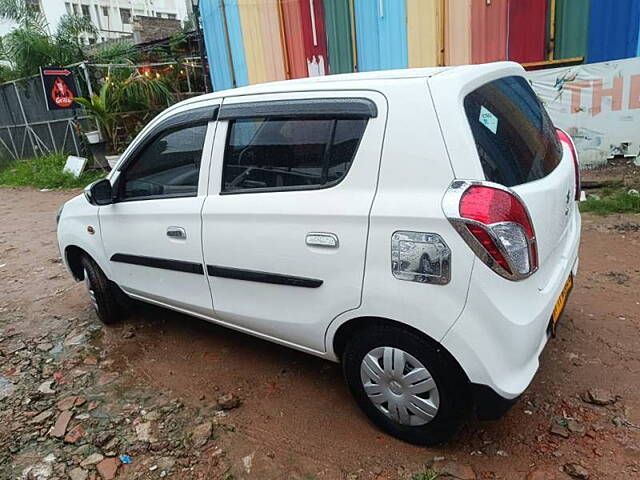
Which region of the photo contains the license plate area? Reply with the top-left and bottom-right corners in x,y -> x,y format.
549,274 -> 573,337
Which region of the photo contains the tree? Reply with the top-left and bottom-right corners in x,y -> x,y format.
0,0 -> 96,79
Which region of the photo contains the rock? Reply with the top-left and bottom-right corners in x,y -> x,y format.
50,411 -> 73,438
64,332 -> 86,346
37,380 -> 56,395
94,431 -> 113,447
432,460 -> 476,480
217,393 -> 240,410
80,453 -> 105,467
191,421 -> 212,448
242,452 -> 255,474
96,457 -> 120,480
37,342 -> 53,352
121,327 -> 135,339
567,419 -> 585,435
68,467 -> 89,480
135,421 -> 157,443
64,424 -> 86,444
526,470 -> 558,480
156,456 -> 176,472
97,372 -> 119,386
57,396 -> 78,411
83,356 -> 98,366
549,422 -> 570,438
30,409 -> 54,424
564,463 -> 589,479
581,388 -> 616,406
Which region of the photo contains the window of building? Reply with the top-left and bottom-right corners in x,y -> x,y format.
120,124 -> 208,200
167,13 -> 177,20
102,6 -> 109,17
88,37 -> 96,45
81,4 -> 90,19
222,117 -> 367,193
65,2 -> 72,14
120,8 -> 131,24
72,3 -> 79,15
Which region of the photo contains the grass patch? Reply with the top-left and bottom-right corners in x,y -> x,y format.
411,469 -> 440,480
580,189 -> 640,215
0,153 -> 105,189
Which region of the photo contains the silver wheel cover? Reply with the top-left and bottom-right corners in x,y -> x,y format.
360,346 -> 440,426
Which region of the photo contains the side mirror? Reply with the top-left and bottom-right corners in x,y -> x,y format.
84,179 -> 113,206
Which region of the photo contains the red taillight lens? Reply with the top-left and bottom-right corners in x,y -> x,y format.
557,128 -> 580,201
454,184 -> 538,278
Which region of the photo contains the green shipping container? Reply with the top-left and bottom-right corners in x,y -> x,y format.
554,0 -> 591,59
323,0 -> 355,74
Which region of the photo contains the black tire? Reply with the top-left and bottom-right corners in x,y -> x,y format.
80,255 -> 126,325
342,324 -> 469,445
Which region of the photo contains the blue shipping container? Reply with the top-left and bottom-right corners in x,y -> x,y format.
201,0 -> 249,90
354,0 -> 408,71
587,0 -> 640,63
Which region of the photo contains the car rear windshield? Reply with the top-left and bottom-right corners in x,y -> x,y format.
463,75 -> 562,187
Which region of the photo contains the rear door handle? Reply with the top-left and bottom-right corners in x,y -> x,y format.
167,226 -> 187,240
306,232 -> 339,248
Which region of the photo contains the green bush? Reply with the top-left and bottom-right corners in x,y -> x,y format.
0,153 -> 105,189
579,190 -> 640,215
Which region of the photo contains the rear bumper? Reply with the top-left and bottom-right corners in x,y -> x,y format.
471,383 -> 519,420
442,208 -> 581,399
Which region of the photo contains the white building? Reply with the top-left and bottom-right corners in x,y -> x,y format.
0,0 -> 191,43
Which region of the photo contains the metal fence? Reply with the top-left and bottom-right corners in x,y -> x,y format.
0,59 -> 207,164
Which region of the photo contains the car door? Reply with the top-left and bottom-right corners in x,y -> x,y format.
99,102 -> 219,316
201,91 -> 387,352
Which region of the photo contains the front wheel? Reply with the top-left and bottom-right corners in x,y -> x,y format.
80,256 -> 125,325
342,325 -> 469,445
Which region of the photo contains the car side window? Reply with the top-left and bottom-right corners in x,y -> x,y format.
119,123 -> 208,201
222,116 -> 367,193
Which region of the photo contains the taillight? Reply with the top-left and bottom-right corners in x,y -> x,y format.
556,128 -> 580,201
443,181 -> 538,281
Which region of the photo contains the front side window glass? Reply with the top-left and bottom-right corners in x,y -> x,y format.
222,116 -> 367,193
120,123 -> 207,200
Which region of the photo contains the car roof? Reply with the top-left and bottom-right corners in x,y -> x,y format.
172,62 -> 523,110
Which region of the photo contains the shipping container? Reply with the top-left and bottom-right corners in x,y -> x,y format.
587,0 -> 640,62
444,0 -> 471,66
471,0 -> 508,64
553,0 -> 590,60
281,0 -> 329,78
322,0 -> 355,74
407,0 -> 443,67
354,0 -> 408,71
201,0 -> 249,90
508,0 -> 547,63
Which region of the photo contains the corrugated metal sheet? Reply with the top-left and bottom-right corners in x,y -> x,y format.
587,0 -> 640,62
354,0 -> 408,71
407,0 -> 442,67
281,0 -> 308,78
508,0 -> 547,63
282,0 -> 329,78
444,0 -> 471,66
554,0 -> 590,59
238,0 -> 286,84
322,0 -> 354,74
471,0 -> 508,63
301,0 -> 329,76
200,0 -> 248,90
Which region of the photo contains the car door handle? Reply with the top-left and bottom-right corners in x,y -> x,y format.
167,226 -> 187,240
306,232 -> 339,248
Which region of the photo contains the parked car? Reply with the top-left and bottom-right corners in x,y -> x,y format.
57,62 -> 581,445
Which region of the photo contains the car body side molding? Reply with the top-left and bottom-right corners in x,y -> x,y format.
206,265 -> 323,288
110,253 -> 205,275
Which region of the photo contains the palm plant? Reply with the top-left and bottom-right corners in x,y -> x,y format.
75,71 -> 173,154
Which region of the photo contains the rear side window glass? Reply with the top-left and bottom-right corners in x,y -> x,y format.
222,117 -> 367,193
463,76 -> 561,187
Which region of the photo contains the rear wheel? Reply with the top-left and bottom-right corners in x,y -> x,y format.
80,256 -> 126,324
342,325 -> 468,445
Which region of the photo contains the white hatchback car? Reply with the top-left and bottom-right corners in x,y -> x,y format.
57,62 -> 581,445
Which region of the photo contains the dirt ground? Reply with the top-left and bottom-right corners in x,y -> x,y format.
1,187 -> 639,480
